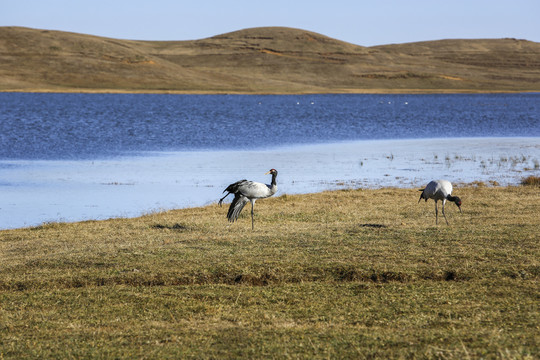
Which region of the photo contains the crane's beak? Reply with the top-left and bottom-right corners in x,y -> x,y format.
458,205 -> 462,213
264,170 -> 271,175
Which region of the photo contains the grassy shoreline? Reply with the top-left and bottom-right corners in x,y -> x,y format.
2,88 -> 537,95
1,185 -> 539,358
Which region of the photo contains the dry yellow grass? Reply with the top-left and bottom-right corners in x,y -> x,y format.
522,175 -> 540,186
2,26 -> 540,93
0,186 -> 539,358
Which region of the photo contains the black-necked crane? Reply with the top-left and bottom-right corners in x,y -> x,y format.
219,169 -> 278,230
418,179 -> 462,225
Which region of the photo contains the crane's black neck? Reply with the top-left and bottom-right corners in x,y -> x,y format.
270,172 -> 277,187
446,194 -> 458,202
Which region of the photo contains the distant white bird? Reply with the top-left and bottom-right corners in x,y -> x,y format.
219,169 -> 278,230
418,179 -> 462,225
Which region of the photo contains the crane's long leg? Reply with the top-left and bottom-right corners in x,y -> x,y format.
442,199 -> 449,225
434,201 -> 438,225
251,201 -> 255,230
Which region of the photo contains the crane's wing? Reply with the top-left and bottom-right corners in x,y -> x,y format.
223,179 -> 248,194
227,193 -> 249,222
418,188 -> 426,203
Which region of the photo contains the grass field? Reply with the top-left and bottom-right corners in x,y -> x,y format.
1,185 -> 539,359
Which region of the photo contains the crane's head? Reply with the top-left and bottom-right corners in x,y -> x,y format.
453,196 -> 462,213
265,169 -> 278,175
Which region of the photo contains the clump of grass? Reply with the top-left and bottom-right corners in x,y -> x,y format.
480,160 -> 487,169
470,180 -> 487,187
521,175 -> 540,186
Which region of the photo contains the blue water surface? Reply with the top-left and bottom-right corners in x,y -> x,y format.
0,93 -> 539,160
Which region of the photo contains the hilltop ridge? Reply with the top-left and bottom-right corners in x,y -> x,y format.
1,26 -> 539,93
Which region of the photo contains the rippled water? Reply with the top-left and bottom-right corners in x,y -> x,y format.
1,93 -> 538,160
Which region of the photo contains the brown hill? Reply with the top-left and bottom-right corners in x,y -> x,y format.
1,26 -> 539,93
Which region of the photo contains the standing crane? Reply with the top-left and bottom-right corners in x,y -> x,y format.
418,179 -> 462,225
219,169 -> 278,230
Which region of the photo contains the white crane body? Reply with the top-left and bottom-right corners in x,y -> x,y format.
418,179 -> 462,225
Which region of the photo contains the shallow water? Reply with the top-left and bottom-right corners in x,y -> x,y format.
1,137 -> 538,230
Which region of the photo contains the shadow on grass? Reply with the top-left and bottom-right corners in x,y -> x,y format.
359,223 -> 387,228
151,223 -> 189,231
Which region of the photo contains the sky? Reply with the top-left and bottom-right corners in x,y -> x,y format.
2,0 -> 540,46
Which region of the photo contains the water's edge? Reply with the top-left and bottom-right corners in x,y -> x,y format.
1,137 -> 538,230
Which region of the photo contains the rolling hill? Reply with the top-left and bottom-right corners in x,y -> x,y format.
1,26 -> 539,93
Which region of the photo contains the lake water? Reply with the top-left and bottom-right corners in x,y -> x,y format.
0,93 -> 539,229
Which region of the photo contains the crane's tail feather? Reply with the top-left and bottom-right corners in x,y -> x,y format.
219,179 -> 249,207
418,189 -> 425,203
227,194 -> 249,222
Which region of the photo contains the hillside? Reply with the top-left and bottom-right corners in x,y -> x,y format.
1,26 -> 540,93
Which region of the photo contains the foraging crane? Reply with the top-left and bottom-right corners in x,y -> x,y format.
219,169 -> 278,230
418,179 -> 462,225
